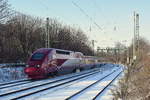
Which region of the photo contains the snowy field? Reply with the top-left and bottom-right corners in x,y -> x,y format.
0,66 -> 27,83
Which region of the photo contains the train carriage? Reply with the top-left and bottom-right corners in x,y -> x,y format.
24,48 -> 99,79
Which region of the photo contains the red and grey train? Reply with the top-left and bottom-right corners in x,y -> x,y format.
24,48 -> 101,79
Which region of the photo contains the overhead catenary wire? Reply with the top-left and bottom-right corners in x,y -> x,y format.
72,1 -> 102,31
92,0 -> 118,33
38,0 -> 73,25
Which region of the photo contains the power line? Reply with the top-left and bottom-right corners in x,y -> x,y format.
92,0 -> 118,33
38,0 -> 73,24
72,1 -> 102,31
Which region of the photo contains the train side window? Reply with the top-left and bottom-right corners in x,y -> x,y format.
56,50 -> 70,55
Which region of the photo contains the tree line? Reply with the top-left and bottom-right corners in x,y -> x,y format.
112,37 -> 150,100
0,0 -> 93,63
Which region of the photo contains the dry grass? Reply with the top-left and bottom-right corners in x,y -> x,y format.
112,38 -> 150,100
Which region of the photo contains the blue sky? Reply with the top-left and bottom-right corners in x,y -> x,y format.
8,0 -> 150,48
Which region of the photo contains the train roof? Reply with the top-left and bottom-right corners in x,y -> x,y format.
34,48 -> 74,53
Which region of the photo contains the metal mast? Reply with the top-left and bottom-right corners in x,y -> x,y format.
46,17 -> 50,48
133,12 -> 140,60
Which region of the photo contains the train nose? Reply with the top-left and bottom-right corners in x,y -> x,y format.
25,67 -> 45,75
24,67 -> 38,74
24,67 -> 46,79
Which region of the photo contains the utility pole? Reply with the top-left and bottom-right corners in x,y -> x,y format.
92,40 -> 96,55
45,17 -> 50,48
135,13 -> 140,56
133,12 -> 140,60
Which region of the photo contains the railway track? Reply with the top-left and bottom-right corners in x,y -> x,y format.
0,80 -> 32,90
0,65 -> 123,100
0,68 -> 100,100
0,79 -> 29,87
93,71 -> 122,100
66,68 -> 122,100
28,66 -> 122,100
0,68 -> 99,90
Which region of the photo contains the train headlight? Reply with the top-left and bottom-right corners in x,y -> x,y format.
37,65 -> 40,67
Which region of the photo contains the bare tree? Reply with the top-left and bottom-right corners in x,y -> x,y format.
0,12 -> 93,62
1,14 -> 45,62
0,0 -> 11,23
112,37 -> 150,100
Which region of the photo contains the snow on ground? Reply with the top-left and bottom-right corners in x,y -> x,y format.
0,63 -> 124,100
0,66 -> 27,83
96,66 -> 125,100
23,64 -> 123,100
74,69 -> 122,100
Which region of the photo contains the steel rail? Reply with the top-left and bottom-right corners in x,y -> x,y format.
66,69 -> 119,100
92,71 -> 122,100
0,79 -> 29,86
0,69 -> 99,98
9,70 -> 99,99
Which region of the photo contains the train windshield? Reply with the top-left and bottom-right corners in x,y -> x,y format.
31,53 -> 45,60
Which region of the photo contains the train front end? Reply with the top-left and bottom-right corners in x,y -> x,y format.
24,66 -> 45,79
24,48 -> 51,79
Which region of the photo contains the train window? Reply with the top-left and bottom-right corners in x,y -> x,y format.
31,53 -> 45,60
56,50 -> 70,55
